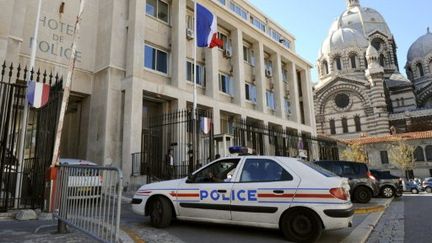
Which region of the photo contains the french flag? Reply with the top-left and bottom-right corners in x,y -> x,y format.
200,117 -> 212,134
196,3 -> 223,48
27,81 -> 50,109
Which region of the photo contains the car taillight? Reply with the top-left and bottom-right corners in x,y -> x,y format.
330,188 -> 349,201
367,171 -> 376,181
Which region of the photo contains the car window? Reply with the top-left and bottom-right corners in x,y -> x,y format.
240,159 -> 293,183
304,162 -> 337,177
192,159 -> 239,183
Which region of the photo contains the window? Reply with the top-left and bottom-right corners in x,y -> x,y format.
335,93 -> 350,109
414,146 -> 425,162
219,73 -> 233,95
322,61 -> 329,75
417,63 -> 424,77
330,119 -> 336,135
282,67 -> 288,82
350,54 -> 357,69
281,39 -> 290,49
250,15 -> 266,32
380,151 -> 389,164
218,0 -> 226,5
144,45 -> 168,74
146,0 -> 169,23
240,159 -> 293,182
269,28 -> 281,42
218,32 -> 229,50
426,145 -> 432,161
371,38 -> 384,51
334,56 -> 342,71
186,15 -> 194,30
186,61 -> 206,86
190,159 -> 239,183
429,61 -> 432,76
266,90 -> 275,110
401,97 -> 405,106
245,83 -> 257,103
284,98 -> 291,115
243,46 -> 255,66
379,54 -> 385,67
342,118 -> 348,133
354,116 -> 361,132
229,1 -> 248,20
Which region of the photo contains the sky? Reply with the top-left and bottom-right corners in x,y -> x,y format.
247,0 -> 432,83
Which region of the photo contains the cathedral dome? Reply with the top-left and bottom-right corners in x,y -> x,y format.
338,6 -> 392,38
320,28 -> 368,57
407,28 -> 432,63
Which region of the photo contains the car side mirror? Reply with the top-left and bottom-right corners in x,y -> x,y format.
186,174 -> 194,183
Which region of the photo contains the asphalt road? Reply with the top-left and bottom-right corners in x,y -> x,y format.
120,202 -> 367,243
404,193 -> 432,242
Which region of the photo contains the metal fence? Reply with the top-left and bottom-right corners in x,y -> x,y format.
0,61 -> 63,212
53,165 -> 123,243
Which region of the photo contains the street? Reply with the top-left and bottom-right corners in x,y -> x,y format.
368,193 -> 432,243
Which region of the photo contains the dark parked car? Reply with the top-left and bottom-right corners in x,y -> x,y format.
422,177 -> 432,193
315,160 -> 379,203
370,169 -> 402,198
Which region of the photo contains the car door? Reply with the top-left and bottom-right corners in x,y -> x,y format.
176,158 -> 240,220
231,158 -> 300,224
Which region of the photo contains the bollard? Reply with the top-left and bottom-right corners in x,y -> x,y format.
57,219 -> 67,233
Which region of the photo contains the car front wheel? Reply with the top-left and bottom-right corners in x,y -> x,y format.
411,188 -> 419,194
381,186 -> 395,198
353,187 -> 372,203
280,209 -> 322,243
149,196 -> 172,228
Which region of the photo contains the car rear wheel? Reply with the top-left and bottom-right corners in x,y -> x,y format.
411,188 -> 419,194
149,196 -> 172,228
381,186 -> 395,198
425,187 -> 432,193
353,187 -> 372,203
280,209 -> 322,243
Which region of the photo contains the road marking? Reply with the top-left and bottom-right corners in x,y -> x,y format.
354,205 -> 385,214
121,226 -> 145,243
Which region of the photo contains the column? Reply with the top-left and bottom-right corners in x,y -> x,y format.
205,47 -> 219,98
122,79 -> 143,186
213,107 -> 221,135
253,42 -> 266,112
305,68 -> 317,135
272,53 -> 285,118
126,0 -> 147,77
299,69 -> 311,126
171,0 -> 187,89
232,29 -> 245,106
288,62 -> 301,124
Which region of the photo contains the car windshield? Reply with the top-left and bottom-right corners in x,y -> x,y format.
303,161 -> 337,177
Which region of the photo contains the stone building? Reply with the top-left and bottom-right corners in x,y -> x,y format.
0,0 -> 317,187
314,0 -> 432,177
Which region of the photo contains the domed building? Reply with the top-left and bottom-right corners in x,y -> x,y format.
314,0 -> 432,178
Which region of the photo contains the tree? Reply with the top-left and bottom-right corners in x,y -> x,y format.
341,142 -> 369,163
389,139 -> 415,178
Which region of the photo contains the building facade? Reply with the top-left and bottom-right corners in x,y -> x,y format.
0,0 -> 317,187
314,0 -> 432,177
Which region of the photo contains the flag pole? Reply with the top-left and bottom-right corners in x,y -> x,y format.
48,0 -> 85,211
15,0 -> 43,208
192,0 -> 198,171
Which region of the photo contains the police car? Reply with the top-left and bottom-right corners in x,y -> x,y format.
132,150 -> 353,242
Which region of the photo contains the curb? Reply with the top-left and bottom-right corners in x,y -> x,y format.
341,197 -> 393,243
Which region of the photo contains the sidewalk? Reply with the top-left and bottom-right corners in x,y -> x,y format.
0,197 -> 393,243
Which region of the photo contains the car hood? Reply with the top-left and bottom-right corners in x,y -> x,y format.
137,178 -> 185,191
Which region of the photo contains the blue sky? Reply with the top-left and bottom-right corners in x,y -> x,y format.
247,0 -> 432,82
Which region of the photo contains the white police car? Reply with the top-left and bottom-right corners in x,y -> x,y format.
132,154 -> 353,242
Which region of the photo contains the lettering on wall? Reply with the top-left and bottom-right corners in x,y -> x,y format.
29,16 -> 83,63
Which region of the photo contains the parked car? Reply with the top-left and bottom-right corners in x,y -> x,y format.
59,159 -> 103,199
402,180 -> 422,194
369,169 -> 402,198
422,177 -> 432,193
133,155 -> 353,243
314,160 -> 379,203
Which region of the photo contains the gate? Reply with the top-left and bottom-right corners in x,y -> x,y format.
0,61 -> 62,212
133,110 -> 214,183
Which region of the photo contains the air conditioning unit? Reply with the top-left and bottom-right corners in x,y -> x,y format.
265,68 -> 273,78
224,46 -> 233,58
186,28 -> 194,40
